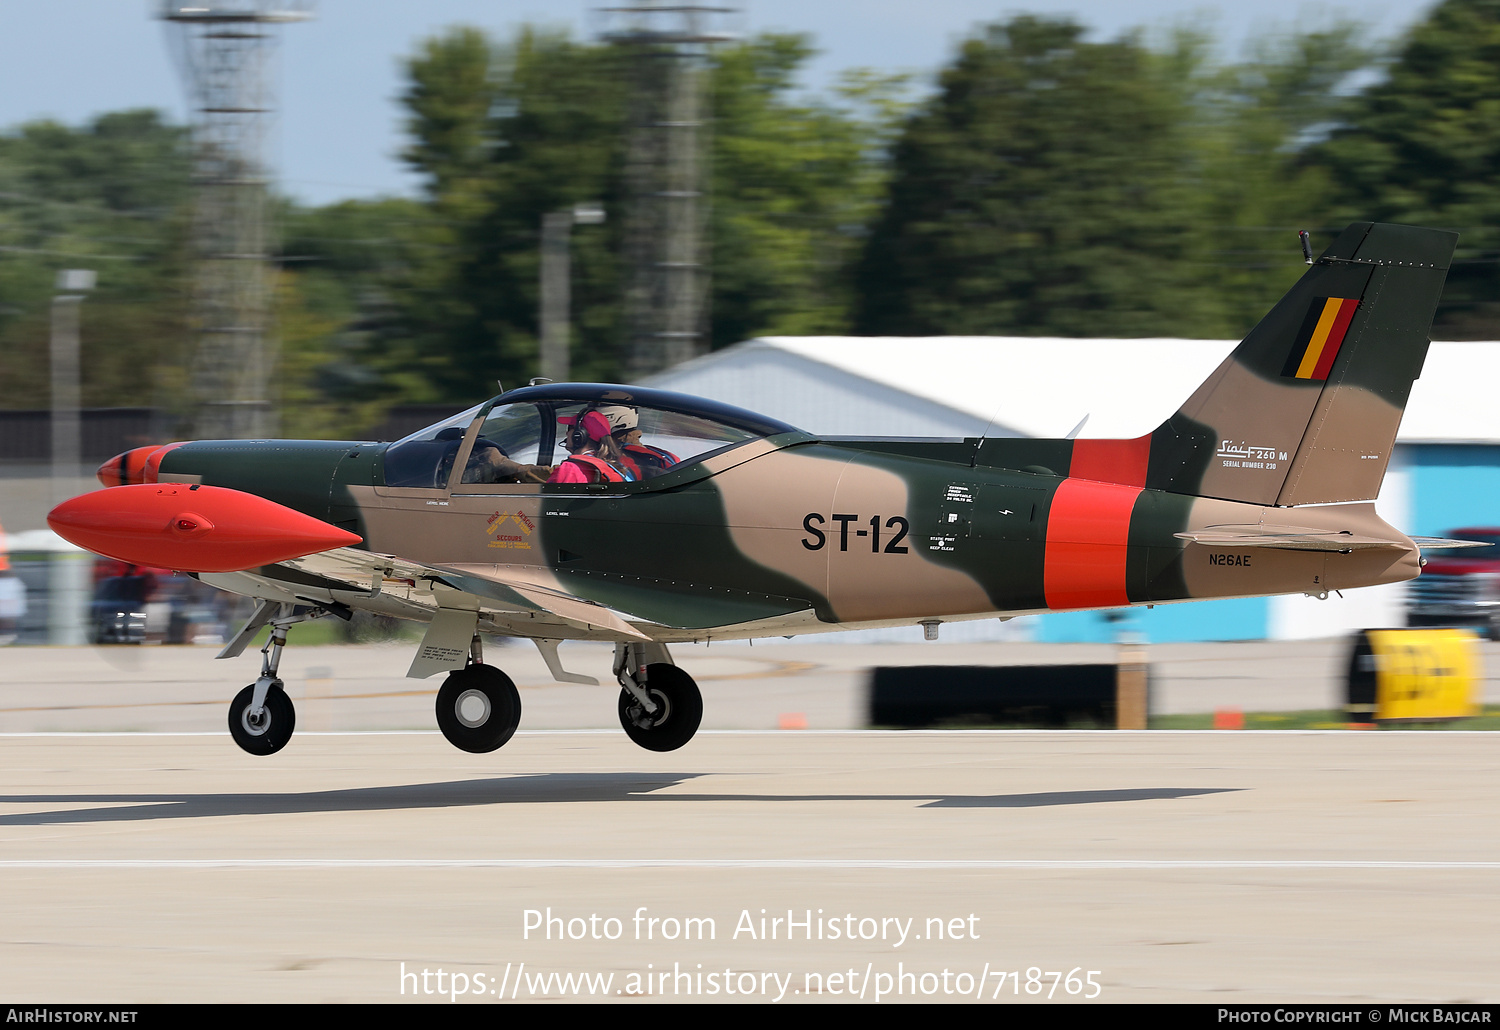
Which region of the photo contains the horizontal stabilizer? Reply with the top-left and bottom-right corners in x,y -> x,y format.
1411,537 -> 1493,551
1174,525 -> 1403,552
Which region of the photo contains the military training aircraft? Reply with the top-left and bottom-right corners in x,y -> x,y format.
48,221 -> 1460,757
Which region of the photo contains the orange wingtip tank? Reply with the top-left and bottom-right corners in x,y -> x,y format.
96,443 -> 185,487
47,483 -> 362,573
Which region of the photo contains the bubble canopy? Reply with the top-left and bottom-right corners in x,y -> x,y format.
382,383 -> 804,490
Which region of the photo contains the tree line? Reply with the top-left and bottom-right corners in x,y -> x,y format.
1,0 -> 1497,436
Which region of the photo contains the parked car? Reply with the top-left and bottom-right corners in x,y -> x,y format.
89,572 -> 151,644
1407,527 -> 1500,639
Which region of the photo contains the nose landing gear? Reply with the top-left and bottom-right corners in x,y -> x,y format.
226,602 -> 322,756
228,682 -> 295,755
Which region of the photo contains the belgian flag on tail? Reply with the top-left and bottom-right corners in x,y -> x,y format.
1281,296 -> 1360,381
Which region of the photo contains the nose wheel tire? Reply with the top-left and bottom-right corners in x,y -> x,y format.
618,664 -> 702,752
436,664 -> 522,753
228,682 -> 296,756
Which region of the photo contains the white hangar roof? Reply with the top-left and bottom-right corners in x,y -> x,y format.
645,337 -> 1500,445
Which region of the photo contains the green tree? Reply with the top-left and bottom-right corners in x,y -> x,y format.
854,17 -> 1215,338
274,196 -> 434,438
385,25 -> 905,402
0,110 -> 192,411
1317,0 -> 1500,337
709,36 -> 909,344
1186,19 -> 1373,334
391,26 -> 629,399
400,26 -> 496,202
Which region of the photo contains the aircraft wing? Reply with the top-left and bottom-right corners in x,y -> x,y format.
1173,526 -> 1405,552
206,538 -> 817,654
274,546 -> 651,640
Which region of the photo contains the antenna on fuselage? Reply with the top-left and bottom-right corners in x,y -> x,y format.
971,404 -> 1006,468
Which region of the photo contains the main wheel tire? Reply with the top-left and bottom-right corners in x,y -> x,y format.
618,664 -> 702,752
228,682 -> 296,756
436,664 -> 522,753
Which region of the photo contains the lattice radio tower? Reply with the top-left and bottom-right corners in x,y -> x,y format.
161,2 -> 313,439
599,2 -> 736,379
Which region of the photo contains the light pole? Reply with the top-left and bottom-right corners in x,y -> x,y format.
50,269 -> 96,507
49,268 -> 95,646
538,203 -> 605,383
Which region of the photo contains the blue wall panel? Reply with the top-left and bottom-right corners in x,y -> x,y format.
1408,445 -> 1500,538
1035,597 -> 1268,643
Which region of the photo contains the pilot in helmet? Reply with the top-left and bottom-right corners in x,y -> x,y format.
547,408 -> 638,484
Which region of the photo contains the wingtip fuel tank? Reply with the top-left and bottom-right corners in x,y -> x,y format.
47,483 -> 362,573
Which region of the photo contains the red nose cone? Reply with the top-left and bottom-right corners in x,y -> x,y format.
47,484 -> 362,573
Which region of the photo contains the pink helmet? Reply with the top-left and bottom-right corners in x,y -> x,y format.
559,409 -> 613,443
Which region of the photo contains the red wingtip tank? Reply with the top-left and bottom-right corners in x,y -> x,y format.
47,483 -> 362,573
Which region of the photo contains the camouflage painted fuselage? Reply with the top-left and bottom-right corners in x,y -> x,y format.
154,428 -> 1416,643
143,221 -> 1454,644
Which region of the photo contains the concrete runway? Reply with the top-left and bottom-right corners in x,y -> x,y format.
1,728 -> 1498,1003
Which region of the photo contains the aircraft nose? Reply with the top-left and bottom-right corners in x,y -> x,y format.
96,444 -> 181,487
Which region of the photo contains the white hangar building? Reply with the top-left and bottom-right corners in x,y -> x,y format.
646,337 -> 1500,643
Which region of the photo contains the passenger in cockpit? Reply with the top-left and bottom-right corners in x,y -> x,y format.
595,404 -> 678,479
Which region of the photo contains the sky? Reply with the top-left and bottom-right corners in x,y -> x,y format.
0,1 -> 1439,206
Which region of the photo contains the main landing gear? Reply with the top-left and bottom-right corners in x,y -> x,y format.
435,634 -> 522,754
429,639 -> 701,754
614,642 -> 702,752
223,605 -> 699,756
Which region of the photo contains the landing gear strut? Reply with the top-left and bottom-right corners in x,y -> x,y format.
615,642 -> 701,752
226,603 -> 317,756
435,634 -> 522,753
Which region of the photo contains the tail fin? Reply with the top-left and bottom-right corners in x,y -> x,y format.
1140,222 -> 1456,506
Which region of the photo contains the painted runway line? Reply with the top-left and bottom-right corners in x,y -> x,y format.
1,858 -> 1497,870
